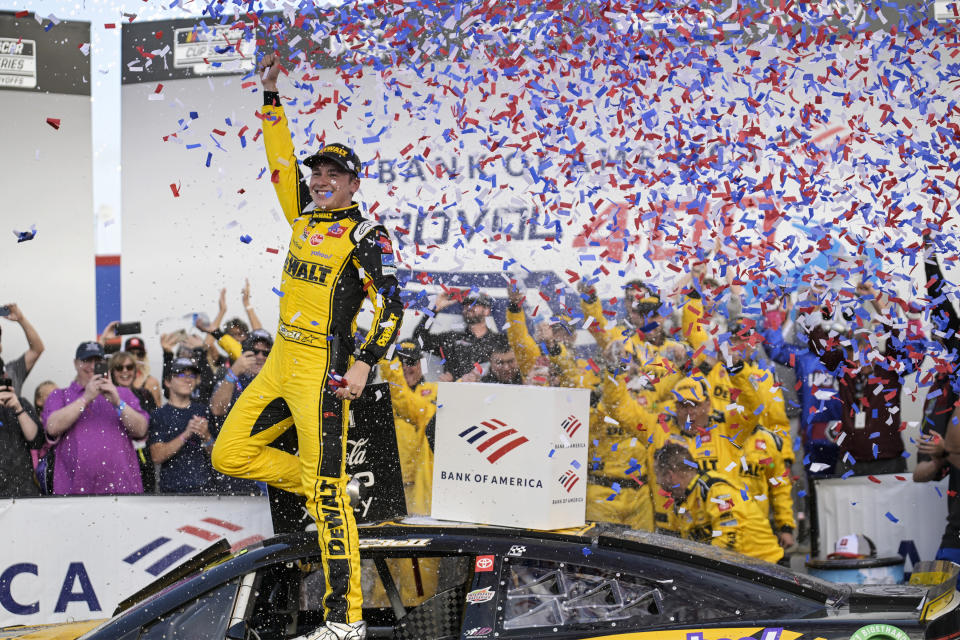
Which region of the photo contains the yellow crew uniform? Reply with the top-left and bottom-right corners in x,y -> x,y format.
673,471 -> 785,564
580,296 -> 685,407
512,313 -> 653,532
379,359 -> 436,516
707,361 -> 795,534
212,99 -> 403,625
601,374 -> 724,534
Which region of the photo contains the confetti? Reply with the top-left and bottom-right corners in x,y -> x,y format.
13,226 -> 37,243
240,234 -> 252,244
45,118 -> 60,130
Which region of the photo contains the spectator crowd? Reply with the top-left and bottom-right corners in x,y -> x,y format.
2,235 -> 960,567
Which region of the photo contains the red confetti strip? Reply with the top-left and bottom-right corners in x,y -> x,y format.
45,118 -> 60,130
169,183 -> 180,197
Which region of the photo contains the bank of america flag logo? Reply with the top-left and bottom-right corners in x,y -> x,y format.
559,467 -> 580,493
561,415 -> 582,438
458,418 -> 528,463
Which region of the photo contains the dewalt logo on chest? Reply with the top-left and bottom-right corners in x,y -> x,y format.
284,252 -> 333,284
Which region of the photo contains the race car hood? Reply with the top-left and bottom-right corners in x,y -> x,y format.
0,620 -> 105,639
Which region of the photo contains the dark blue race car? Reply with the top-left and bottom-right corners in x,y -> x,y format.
2,520 -> 958,640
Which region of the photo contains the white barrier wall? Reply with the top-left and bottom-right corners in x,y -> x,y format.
0,495 -> 273,628
432,382 -> 589,529
0,13 -> 96,398
815,474 -> 948,569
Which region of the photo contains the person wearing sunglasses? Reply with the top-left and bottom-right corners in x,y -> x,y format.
209,329 -> 273,420
109,351 -> 159,492
109,351 -> 158,414
42,342 -> 149,495
147,358 -> 219,494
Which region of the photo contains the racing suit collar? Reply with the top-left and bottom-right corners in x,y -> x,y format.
306,202 -> 361,221
680,472 -> 705,507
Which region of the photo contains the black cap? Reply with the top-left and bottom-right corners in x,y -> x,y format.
169,357 -> 200,375
395,341 -> 422,364
75,341 -> 105,361
241,329 -> 274,352
303,143 -> 361,176
463,292 -> 493,308
125,337 -> 145,353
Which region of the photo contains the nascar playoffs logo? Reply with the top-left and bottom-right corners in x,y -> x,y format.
458,418 -> 528,463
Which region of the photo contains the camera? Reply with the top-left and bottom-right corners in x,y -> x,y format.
0,305 -> 10,317
116,321 -> 142,336
0,376 -> 12,389
94,361 -> 109,376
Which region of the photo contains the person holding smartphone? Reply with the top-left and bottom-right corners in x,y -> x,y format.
41,342 -> 149,495
0,374 -> 44,497
0,302 -> 45,397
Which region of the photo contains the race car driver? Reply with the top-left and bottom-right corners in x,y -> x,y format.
211,53 -> 403,640
654,441 -> 785,564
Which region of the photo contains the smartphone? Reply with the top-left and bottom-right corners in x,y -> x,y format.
0,306 -> 9,317
0,376 -> 12,389
94,361 -> 109,376
116,321 -> 142,336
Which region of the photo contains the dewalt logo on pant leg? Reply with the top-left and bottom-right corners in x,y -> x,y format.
318,479 -> 347,556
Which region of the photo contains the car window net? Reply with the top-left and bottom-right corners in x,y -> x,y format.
503,560 -> 664,629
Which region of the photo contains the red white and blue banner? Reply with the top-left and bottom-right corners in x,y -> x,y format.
0,495 -> 272,628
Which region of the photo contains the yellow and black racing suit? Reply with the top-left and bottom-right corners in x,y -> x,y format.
674,470 -> 785,564
379,358 -> 436,516
600,374 -> 725,534
708,361 -> 796,536
211,95 -> 403,625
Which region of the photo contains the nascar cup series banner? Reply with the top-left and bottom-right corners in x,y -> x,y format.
432,382 -> 589,530
0,495 -> 273,628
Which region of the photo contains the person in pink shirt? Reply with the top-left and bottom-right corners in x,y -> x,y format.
42,341 -> 149,495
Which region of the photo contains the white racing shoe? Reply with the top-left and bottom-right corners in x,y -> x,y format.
296,621 -> 367,640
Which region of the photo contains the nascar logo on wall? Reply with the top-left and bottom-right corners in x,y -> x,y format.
0,37 -> 36,88
432,382 -> 589,530
173,24 -> 254,75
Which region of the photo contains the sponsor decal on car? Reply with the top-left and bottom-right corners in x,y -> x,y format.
849,624 -> 910,640
464,626 -> 493,638
474,555 -> 495,572
506,545 -> 526,557
358,538 -> 431,548
466,586 -> 496,604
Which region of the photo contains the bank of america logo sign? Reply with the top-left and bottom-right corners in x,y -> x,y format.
559,468 -> 580,493
561,415 -> 582,438
458,418 -> 529,463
